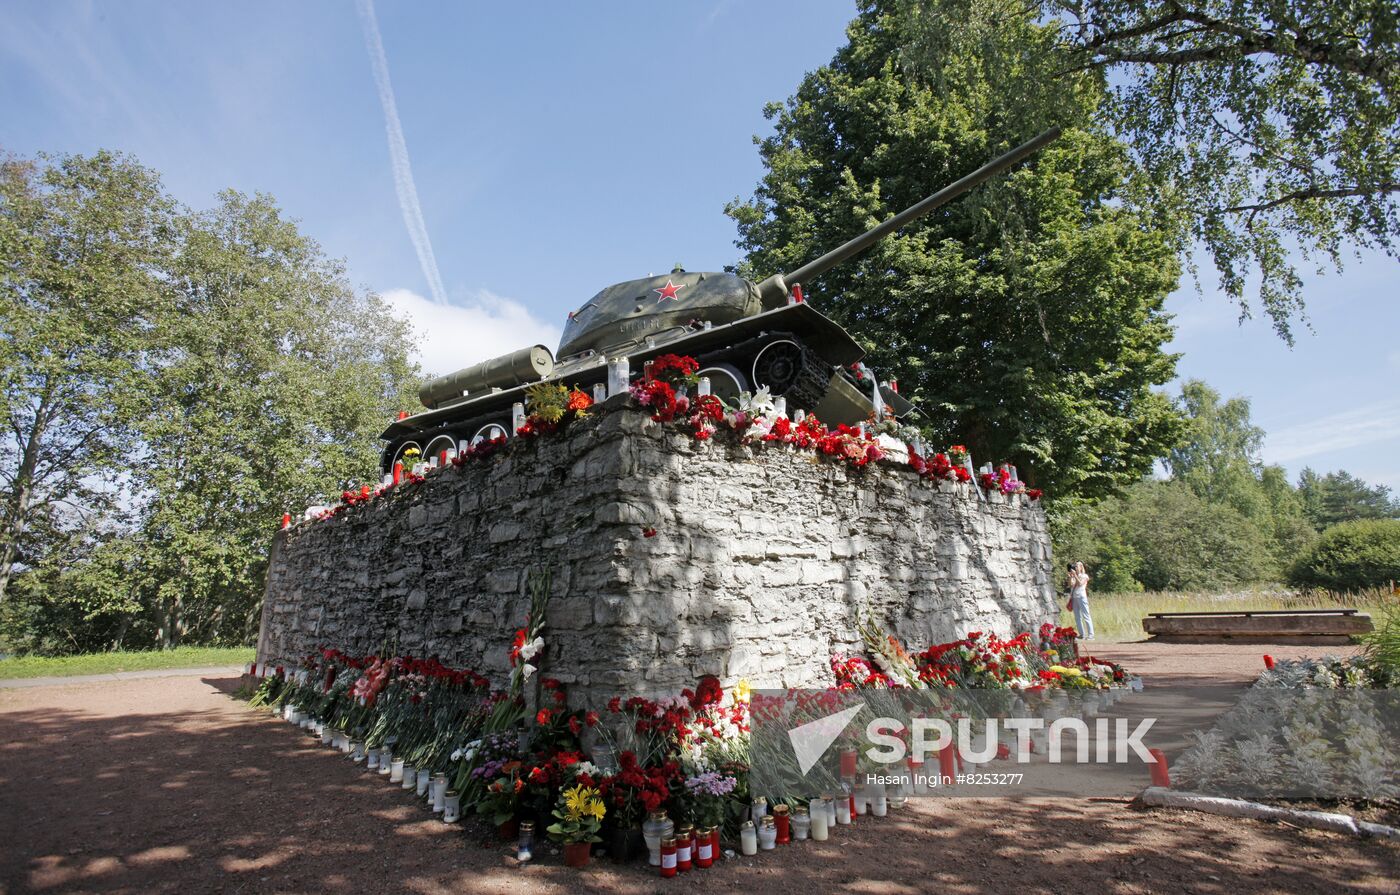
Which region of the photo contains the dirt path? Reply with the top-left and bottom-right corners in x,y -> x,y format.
0,666 -> 246,689
1,643 -> 1394,895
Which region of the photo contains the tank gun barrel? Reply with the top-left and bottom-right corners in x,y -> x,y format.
756,127 -> 1061,305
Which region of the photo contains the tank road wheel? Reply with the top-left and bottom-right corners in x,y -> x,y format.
471,422 -> 509,446
751,339 -> 806,395
424,434 -> 457,465
750,337 -> 832,411
392,440 -> 422,469
696,364 -> 747,405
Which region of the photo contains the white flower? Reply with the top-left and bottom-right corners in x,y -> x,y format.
576,761 -> 602,778
451,749 -> 463,761
740,386 -> 775,416
1311,666 -> 1340,689
523,662 -> 537,680
519,637 -> 544,662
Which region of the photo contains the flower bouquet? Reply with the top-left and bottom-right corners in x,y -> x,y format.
475,760 -> 526,827
519,382 -> 592,437
547,784 -> 606,867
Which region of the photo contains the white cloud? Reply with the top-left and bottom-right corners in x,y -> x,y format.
1263,399 -> 1400,464
382,288 -> 561,378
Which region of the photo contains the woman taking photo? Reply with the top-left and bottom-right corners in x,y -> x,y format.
1067,562 -> 1094,640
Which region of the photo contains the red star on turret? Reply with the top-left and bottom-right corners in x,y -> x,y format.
654,279 -> 685,303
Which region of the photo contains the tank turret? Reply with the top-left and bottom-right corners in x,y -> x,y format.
380,129 -> 1060,471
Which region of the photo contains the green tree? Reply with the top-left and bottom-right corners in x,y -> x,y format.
1290,519 -> 1400,592
1258,464 -> 1319,572
935,0 -> 1399,339
1054,380 -> 1321,589
1,538 -> 146,654
1163,379 -> 1313,576
727,0 -> 1183,499
1090,530 -> 1145,592
1121,479 -> 1273,590
1165,380 -> 1264,507
129,191 -> 419,647
0,151 -> 175,608
1297,468 -> 1400,530
1,149 -> 422,654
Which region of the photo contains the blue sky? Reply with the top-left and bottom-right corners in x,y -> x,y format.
3,1 -> 1396,488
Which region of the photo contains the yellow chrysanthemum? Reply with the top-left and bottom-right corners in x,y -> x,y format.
734,679 -> 751,704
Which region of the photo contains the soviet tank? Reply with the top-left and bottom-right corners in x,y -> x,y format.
379,128 -> 1060,471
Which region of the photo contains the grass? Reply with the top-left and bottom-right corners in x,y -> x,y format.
0,645 -> 254,680
1059,586 -> 1397,642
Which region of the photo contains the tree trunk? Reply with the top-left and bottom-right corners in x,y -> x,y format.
0,392 -> 52,604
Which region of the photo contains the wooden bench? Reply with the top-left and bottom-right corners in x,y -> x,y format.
1141,609 -> 1373,645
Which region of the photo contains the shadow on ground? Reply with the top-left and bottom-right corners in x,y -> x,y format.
0,673 -> 1395,894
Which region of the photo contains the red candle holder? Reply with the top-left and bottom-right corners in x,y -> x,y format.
695,826 -> 714,867
676,825 -> 693,872
1148,748 -> 1171,787
660,837 -> 677,877
773,804 -> 791,844
938,743 -> 957,782
839,748 -> 857,777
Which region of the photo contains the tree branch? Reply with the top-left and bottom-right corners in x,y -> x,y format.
1073,1 -> 1390,85
1217,182 -> 1400,215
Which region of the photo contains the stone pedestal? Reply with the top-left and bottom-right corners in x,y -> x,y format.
257,406 -> 1055,707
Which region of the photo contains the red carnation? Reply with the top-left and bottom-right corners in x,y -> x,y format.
536,708 -> 553,725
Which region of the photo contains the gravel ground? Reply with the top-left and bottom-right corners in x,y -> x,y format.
1,642 -> 1395,894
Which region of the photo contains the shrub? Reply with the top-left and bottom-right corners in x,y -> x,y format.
1093,532 -> 1144,592
1122,481 -> 1273,591
1362,594 -> 1400,678
1289,519 -> 1400,592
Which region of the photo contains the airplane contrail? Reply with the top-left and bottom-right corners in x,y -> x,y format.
356,0 -> 449,305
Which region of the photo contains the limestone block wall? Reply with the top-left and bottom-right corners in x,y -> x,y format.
257,404 -> 1055,708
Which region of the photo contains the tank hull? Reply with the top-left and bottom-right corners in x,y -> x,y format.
379,302 -> 877,472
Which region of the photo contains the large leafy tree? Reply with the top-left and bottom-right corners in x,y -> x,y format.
727,0 -> 1183,498
1165,379 -> 1266,510
1,150 -> 420,652
904,0 -> 1399,339
0,152 -> 175,607
132,192 -> 419,646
